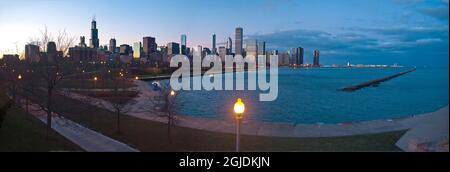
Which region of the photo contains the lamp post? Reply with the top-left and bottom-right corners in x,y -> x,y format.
234,98 -> 245,152
93,76 -> 98,96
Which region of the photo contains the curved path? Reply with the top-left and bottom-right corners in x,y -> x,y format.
17,99 -> 139,152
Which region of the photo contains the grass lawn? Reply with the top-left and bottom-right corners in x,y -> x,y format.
0,87 -> 82,152
74,90 -> 139,103
49,91 -> 405,152
59,79 -> 136,90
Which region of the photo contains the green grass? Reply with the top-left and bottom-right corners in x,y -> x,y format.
48,91 -> 405,152
0,89 -> 82,152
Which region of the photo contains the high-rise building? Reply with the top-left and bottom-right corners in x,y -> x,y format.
181,34 -> 187,55
120,44 -> 131,55
195,45 -> 203,57
218,46 -> 227,62
203,48 -> 211,55
258,41 -> 266,55
143,37 -> 157,57
109,38 -> 116,53
246,39 -> 258,59
25,44 -> 40,62
133,42 -> 142,59
69,47 -> 98,62
79,36 -> 87,47
167,42 -> 180,56
212,34 -> 217,54
47,42 -> 57,54
226,37 -> 233,54
45,42 -> 59,62
235,27 -> 243,55
279,52 -> 290,66
290,47 -> 304,66
313,49 -> 320,67
89,19 -> 99,49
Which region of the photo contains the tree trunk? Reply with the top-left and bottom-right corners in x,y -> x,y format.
46,89 -> 53,135
117,109 -> 121,134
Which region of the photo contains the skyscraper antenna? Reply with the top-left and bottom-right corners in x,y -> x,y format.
92,14 -> 96,21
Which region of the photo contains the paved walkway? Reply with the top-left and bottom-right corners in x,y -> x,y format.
396,107 -> 449,152
62,80 -> 449,141
18,100 -> 139,152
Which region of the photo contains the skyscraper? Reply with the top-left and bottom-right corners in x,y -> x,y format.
143,36 -> 157,57
109,38 -> 116,53
181,34 -> 187,55
313,49 -> 320,67
46,42 -> 58,62
120,44 -> 131,55
212,34 -> 217,54
226,37 -> 233,54
25,44 -> 40,62
167,42 -> 180,56
297,47 -> 304,66
218,46 -> 227,62
235,27 -> 243,55
89,19 -> 99,49
195,45 -> 203,56
133,42 -> 142,59
79,36 -> 87,47
246,39 -> 258,61
258,41 -> 266,55
290,47 -> 304,66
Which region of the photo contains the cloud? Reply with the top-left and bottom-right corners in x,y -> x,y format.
419,6 -> 449,21
247,26 -> 448,65
393,0 -> 449,21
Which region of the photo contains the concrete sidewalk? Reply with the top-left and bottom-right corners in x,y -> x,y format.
396,107 -> 449,152
19,100 -> 139,152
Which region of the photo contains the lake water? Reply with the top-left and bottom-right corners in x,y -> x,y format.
157,67 -> 449,124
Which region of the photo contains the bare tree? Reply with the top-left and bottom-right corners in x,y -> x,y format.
56,29 -> 76,56
149,80 -> 179,141
20,27 -> 78,133
28,26 -> 76,56
99,65 -> 135,134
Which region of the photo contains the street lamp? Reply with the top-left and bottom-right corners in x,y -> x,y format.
233,98 -> 245,152
17,74 -> 22,80
135,76 -> 139,80
93,76 -> 98,96
170,90 -> 176,96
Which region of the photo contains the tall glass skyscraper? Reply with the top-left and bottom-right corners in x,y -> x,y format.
181,34 -> 187,55
226,37 -> 233,54
143,36 -> 157,57
246,39 -> 258,60
133,42 -> 142,59
235,27 -> 243,55
258,41 -> 266,55
90,19 -> 99,48
109,38 -> 116,53
212,34 -> 217,54
313,49 -> 320,66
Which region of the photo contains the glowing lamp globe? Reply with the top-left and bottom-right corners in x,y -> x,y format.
234,98 -> 245,119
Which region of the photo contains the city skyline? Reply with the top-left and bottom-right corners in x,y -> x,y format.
0,0 -> 449,66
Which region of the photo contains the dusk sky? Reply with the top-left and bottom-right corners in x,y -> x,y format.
0,0 -> 448,66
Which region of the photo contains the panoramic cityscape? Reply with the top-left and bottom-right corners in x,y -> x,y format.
0,0 -> 448,159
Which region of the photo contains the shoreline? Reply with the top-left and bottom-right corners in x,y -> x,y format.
129,80 -> 448,138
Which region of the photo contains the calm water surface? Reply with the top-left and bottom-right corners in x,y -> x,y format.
151,67 -> 449,124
